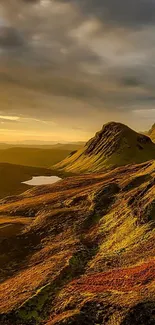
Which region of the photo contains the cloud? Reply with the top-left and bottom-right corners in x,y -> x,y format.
119,77 -> 143,87
20,0 -> 155,28
58,0 -> 155,27
0,0 -> 155,139
0,26 -> 23,47
0,115 -> 20,121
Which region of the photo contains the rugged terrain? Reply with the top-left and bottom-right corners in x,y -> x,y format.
0,160 -> 154,324
54,122 -> 155,173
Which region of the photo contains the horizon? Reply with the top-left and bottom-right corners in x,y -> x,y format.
0,120 -> 153,144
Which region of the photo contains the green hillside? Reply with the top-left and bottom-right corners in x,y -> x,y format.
54,122 -> 155,173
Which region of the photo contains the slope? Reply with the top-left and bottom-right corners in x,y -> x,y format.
147,123 -> 155,142
0,144 -> 83,168
0,160 -> 154,324
0,163 -> 53,198
54,122 -> 155,173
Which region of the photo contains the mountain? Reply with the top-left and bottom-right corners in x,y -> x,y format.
0,160 -> 154,324
54,122 -> 155,174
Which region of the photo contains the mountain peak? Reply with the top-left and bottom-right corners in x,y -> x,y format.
85,121 -> 152,158
101,121 -> 129,131
54,122 -> 155,173
85,122 -> 135,157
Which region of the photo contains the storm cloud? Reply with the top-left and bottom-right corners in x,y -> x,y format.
59,0 -> 155,27
0,26 -> 23,47
23,0 -> 155,27
0,0 -> 155,141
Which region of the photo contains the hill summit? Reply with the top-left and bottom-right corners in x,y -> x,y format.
54,121 -> 155,173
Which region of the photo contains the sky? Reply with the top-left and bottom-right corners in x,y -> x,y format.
0,0 -> 155,142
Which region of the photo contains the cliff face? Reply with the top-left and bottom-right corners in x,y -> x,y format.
54,122 -> 155,174
0,160 -> 154,325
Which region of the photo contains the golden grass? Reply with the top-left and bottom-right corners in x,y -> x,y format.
0,160 -> 154,324
54,122 -> 155,174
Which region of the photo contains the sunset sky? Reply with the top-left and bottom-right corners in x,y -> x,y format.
1,0 -> 155,142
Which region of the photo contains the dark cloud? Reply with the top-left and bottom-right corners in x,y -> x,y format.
0,26 -> 24,47
20,0 -> 155,27
0,0 -> 154,138
22,0 -> 38,2
59,0 -> 155,27
120,77 -> 144,87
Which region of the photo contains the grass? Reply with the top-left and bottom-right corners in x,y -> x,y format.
54,122 -> 155,174
0,216 -> 32,238
147,123 -> 155,142
0,144 -> 83,200
0,163 -> 53,198
0,144 -> 83,168
0,160 -> 155,324
70,259 -> 155,293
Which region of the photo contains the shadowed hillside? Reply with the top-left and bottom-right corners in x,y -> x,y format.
0,144 -> 84,168
0,160 -> 154,324
54,122 -> 155,173
0,163 -> 53,198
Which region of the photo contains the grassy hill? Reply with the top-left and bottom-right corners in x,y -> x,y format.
0,160 -> 154,324
0,163 -> 53,198
54,122 -> 155,173
0,144 -> 83,168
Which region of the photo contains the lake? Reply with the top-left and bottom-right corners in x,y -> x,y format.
23,175 -> 61,186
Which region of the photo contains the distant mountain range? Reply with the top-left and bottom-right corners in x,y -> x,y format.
0,141 -> 85,149
54,122 -> 155,173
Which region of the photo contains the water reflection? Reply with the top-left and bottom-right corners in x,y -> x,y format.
23,175 -> 61,186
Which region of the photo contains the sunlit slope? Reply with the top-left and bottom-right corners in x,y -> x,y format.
0,160 -> 154,324
147,123 -> 155,142
54,122 -> 155,173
